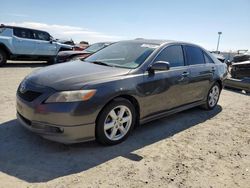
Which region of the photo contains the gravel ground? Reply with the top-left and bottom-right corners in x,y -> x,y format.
0,62 -> 249,188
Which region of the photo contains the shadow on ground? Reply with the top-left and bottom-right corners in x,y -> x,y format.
4,61 -> 48,68
0,106 -> 222,183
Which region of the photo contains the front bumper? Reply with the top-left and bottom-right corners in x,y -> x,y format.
17,112 -> 95,144
16,83 -> 97,143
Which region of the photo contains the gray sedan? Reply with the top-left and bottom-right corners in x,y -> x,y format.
16,39 -> 227,145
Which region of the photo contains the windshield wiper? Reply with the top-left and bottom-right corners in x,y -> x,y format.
90,61 -> 113,67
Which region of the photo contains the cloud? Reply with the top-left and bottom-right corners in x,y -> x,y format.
5,13 -> 29,18
3,21 -> 123,43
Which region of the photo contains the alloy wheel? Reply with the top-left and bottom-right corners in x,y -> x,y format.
208,85 -> 220,108
104,105 -> 132,141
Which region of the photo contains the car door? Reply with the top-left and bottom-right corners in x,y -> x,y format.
141,45 -> 191,115
183,45 -> 214,103
12,28 -> 36,55
33,30 -> 57,56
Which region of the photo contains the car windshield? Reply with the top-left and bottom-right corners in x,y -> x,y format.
84,43 -> 107,53
84,41 -> 159,69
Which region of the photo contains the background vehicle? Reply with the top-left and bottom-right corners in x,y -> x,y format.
224,53 -> 250,93
16,39 -> 227,145
56,42 -> 112,63
0,24 -> 73,66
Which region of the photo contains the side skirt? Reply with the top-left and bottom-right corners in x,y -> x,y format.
140,101 -> 205,125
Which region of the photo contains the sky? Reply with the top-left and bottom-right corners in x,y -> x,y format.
0,0 -> 250,51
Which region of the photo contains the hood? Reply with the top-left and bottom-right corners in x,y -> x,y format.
26,61 -> 131,90
57,50 -> 89,57
56,42 -> 73,49
232,60 -> 250,66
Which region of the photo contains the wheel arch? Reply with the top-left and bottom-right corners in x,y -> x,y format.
215,79 -> 223,90
0,43 -> 11,59
95,94 -> 141,134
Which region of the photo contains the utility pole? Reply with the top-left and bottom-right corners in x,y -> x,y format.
216,32 -> 222,52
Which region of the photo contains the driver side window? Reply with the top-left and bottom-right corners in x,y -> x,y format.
154,45 -> 185,67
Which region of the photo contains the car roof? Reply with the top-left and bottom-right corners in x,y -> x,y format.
0,24 -> 48,33
120,38 -> 203,48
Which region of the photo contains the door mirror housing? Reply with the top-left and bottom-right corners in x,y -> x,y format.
148,61 -> 170,72
49,36 -> 54,44
226,60 -> 232,66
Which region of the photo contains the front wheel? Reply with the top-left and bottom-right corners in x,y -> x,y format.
96,98 -> 136,145
202,83 -> 221,110
47,56 -> 56,65
0,49 -> 7,67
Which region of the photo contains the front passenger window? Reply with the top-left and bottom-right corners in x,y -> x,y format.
33,31 -> 50,41
154,45 -> 185,67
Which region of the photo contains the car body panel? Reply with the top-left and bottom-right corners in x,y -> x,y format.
0,25 -> 72,61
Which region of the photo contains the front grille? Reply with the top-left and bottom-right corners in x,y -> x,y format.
17,89 -> 42,102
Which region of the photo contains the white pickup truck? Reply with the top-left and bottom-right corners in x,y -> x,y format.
0,24 -> 73,66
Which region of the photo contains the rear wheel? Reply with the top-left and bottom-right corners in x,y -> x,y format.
96,98 -> 136,145
0,49 -> 7,66
202,83 -> 221,110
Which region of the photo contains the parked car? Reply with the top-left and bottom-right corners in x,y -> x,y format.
224,53 -> 250,92
231,60 -> 250,79
0,24 -> 73,66
56,42 -> 112,63
16,39 -> 227,145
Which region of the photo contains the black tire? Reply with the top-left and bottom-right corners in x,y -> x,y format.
96,98 -> 136,145
0,49 -> 7,67
202,82 -> 221,110
47,56 -> 56,65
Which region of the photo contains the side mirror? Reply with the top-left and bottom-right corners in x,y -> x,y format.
148,61 -> 170,72
226,60 -> 232,66
49,36 -> 53,44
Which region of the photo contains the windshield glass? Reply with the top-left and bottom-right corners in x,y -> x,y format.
84,43 -> 106,53
84,41 -> 159,69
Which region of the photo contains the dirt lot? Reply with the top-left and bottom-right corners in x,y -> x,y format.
0,62 -> 249,188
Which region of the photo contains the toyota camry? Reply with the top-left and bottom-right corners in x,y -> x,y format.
16,39 -> 227,145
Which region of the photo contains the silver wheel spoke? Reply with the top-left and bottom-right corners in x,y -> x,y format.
109,110 -> 118,120
119,125 -> 126,135
121,116 -> 130,124
110,127 -> 118,139
118,107 -> 126,118
104,121 -> 115,130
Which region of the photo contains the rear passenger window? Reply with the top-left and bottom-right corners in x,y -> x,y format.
13,28 -> 33,39
204,53 -> 214,64
154,45 -> 185,67
185,46 -> 205,65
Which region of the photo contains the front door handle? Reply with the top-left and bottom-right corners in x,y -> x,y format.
211,67 -> 216,72
182,72 -> 189,77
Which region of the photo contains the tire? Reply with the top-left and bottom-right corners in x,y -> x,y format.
96,98 -> 136,145
202,83 -> 221,110
0,49 -> 7,67
47,56 -> 56,65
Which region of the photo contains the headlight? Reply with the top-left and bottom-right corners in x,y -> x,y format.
45,90 -> 96,103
